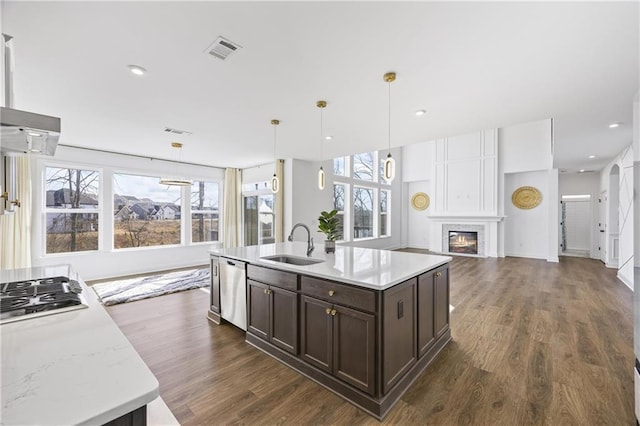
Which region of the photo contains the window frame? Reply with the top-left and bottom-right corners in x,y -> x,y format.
242,180 -> 277,246
329,151 -> 392,243
42,164 -> 103,256
190,180 -> 221,245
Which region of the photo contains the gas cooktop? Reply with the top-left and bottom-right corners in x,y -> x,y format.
0,275 -> 89,324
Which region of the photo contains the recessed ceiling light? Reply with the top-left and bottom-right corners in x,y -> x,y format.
415,110 -> 426,116
588,155 -> 596,159
325,136 -> 333,141
608,122 -> 621,128
128,65 -> 146,76
579,169 -> 585,173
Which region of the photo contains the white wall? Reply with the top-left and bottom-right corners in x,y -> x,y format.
499,118 -> 557,261
401,120 -> 559,261
504,170 -> 550,259
601,145 -> 635,289
558,172 -> 601,258
30,145 -> 224,281
500,119 -> 553,173
284,149 -> 404,250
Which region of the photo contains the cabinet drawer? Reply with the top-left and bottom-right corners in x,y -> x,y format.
247,264 -> 298,291
301,276 -> 375,313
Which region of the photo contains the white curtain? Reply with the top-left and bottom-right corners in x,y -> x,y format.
275,159 -> 284,243
223,168 -> 242,248
0,155 -> 32,270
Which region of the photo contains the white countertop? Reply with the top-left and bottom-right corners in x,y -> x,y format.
1,264 -> 159,425
210,242 -> 451,290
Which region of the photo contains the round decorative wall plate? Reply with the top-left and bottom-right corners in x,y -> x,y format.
411,192 -> 430,210
512,186 -> 542,209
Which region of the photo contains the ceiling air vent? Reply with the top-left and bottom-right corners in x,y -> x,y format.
206,36 -> 242,61
163,127 -> 192,136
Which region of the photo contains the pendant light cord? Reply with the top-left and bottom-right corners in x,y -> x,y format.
273,123 -> 277,170
320,107 -> 324,162
388,81 -> 392,153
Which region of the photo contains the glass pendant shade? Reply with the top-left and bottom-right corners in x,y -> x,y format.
318,166 -> 325,190
270,173 -> 279,194
383,153 -> 395,182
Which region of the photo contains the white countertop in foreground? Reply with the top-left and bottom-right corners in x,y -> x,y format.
1,265 -> 159,426
210,242 -> 451,290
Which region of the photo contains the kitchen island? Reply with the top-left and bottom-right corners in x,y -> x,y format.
1,265 -> 159,425
209,242 -> 452,420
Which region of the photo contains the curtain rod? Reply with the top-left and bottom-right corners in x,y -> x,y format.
58,143 -> 224,170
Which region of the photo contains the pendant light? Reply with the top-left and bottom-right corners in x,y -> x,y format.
270,119 -> 280,193
383,72 -> 396,183
159,142 -> 193,186
317,100 -> 327,190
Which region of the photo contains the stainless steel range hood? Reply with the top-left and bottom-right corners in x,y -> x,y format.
1,107 -> 60,155
1,34 -> 60,156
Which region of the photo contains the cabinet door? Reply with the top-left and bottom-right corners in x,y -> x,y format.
247,280 -> 269,340
382,278 -> 416,394
333,305 -> 376,395
300,296 -> 333,373
434,266 -> 450,337
270,286 -> 298,355
417,272 -> 435,357
210,256 -> 220,313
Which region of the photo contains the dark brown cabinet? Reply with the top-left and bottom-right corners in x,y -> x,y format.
382,278 -> 417,393
418,265 -> 449,357
434,266 -> 450,337
301,295 -> 375,395
247,279 -> 298,355
241,260 -> 451,420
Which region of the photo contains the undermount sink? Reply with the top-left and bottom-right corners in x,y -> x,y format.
260,255 -> 324,266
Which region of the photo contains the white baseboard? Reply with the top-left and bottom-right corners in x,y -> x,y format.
547,256 -> 559,263
617,271 -> 633,291
504,252 -> 547,260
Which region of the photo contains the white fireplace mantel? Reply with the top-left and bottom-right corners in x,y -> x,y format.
428,214 -> 505,222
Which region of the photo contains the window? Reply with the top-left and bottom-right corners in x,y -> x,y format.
330,151 -> 392,241
113,173 -> 181,248
191,181 -> 220,243
243,180 -> 275,245
353,152 -> 375,181
45,167 -> 100,254
333,157 -> 348,177
353,186 -> 374,239
333,183 -> 346,240
380,190 -> 389,237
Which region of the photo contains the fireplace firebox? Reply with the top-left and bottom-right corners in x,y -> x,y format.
448,231 -> 478,254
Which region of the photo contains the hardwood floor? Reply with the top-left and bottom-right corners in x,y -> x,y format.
106,256 -> 634,425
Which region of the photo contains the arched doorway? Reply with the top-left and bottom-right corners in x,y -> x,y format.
607,164 -> 620,267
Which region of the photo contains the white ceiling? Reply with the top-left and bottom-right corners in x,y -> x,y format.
2,1 -> 638,171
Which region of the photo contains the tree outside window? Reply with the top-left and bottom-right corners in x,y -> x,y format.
45,167 -> 100,254
353,186 -> 373,239
191,181 -> 219,243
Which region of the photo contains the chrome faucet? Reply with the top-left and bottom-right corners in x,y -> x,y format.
288,223 -> 314,256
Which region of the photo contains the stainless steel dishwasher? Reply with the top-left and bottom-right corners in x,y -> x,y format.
219,258 -> 247,331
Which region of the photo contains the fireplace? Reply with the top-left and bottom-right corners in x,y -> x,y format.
448,231 -> 478,255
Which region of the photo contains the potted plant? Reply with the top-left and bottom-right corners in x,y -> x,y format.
318,209 -> 339,253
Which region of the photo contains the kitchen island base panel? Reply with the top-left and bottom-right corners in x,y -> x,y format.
246,329 -> 451,420
104,405 -> 147,426
207,309 -> 221,324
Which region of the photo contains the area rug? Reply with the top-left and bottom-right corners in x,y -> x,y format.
93,268 -> 210,306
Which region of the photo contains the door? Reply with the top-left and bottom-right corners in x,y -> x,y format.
270,286 -> 298,355
300,296 -> 333,372
418,272 -> 435,357
333,304 -> 376,395
382,278 -> 417,393
247,280 -> 269,340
